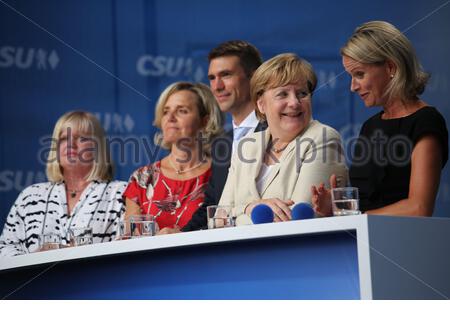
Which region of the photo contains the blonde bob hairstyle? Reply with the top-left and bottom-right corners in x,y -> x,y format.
250,53 -> 317,121
46,110 -> 113,183
341,20 -> 429,102
153,82 -> 224,155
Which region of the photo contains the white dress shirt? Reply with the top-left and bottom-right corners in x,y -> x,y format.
232,111 -> 259,154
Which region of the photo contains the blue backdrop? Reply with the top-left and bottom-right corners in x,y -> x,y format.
1,0 -> 449,229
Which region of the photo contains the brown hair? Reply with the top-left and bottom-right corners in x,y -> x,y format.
208,40 -> 263,78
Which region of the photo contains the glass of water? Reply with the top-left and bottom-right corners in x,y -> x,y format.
38,233 -> 62,251
207,205 -> 234,229
331,187 -> 361,216
119,215 -> 158,239
69,227 -> 93,246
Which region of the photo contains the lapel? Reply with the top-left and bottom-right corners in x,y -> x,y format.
212,129 -> 233,167
259,130 -> 298,196
241,129 -> 267,199
257,120 -> 315,196
56,182 -> 69,220
224,129 -> 233,165
244,128 -> 294,198
255,121 -> 268,133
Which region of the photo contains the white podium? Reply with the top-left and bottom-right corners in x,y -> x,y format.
1,215 -> 449,299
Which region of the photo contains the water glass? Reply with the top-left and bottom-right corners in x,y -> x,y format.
38,233 -> 62,251
119,215 -> 157,239
331,187 -> 361,216
207,205 -> 234,229
69,227 -> 93,246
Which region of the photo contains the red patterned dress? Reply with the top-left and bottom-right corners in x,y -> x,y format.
123,161 -> 211,230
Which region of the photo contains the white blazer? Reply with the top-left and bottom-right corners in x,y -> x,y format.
219,120 -> 348,225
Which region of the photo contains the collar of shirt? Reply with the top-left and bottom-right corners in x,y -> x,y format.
231,111 -> 259,153
232,110 -> 259,132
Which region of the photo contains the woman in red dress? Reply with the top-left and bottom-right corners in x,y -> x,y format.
123,82 -> 224,234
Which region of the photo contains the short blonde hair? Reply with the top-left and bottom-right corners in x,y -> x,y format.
46,110 -> 113,182
341,20 -> 429,102
153,82 -> 224,154
250,53 -> 317,121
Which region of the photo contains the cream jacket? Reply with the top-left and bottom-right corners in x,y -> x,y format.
218,120 -> 348,225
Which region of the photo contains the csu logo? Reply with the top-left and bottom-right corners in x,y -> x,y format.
136,55 -> 205,82
94,112 -> 135,133
0,46 -> 60,70
0,170 -> 46,192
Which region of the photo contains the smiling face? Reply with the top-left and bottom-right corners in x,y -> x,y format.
58,127 -> 96,171
161,90 -> 205,146
342,55 -> 395,107
257,81 -> 312,142
207,55 -> 251,115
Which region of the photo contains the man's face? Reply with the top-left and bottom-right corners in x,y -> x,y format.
207,56 -> 251,114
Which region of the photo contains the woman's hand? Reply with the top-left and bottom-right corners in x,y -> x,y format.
157,226 -> 181,235
245,198 -> 294,222
311,174 -> 336,217
36,243 -> 61,252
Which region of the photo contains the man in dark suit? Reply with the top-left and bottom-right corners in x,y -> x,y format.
181,40 -> 266,231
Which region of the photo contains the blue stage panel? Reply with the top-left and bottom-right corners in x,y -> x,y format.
0,231 -> 359,299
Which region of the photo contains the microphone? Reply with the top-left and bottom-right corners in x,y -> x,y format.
251,204 -> 274,224
291,203 -> 315,220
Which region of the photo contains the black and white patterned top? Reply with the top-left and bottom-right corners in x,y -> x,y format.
0,180 -> 126,258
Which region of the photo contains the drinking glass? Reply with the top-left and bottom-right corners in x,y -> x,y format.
119,215 -> 158,239
331,187 -> 361,216
38,233 -> 62,251
69,227 -> 93,246
207,205 -> 234,229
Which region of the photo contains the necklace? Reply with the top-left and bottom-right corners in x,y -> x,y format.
41,181 -> 106,238
269,136 -> 290,154
66,182 -> 89,198
68,189 -> 79,198
168,157 -> 204,175
271,143 -> 289,153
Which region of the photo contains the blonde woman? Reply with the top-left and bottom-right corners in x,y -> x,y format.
123,82 -> 224,234
312,21 -> 448,216
0,111 -> 126,257
219,53 -> 348,224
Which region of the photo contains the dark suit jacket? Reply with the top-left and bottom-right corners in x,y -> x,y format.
181,121 -> 267,231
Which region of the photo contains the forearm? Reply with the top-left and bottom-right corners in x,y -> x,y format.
366,198 -> 433,217
124,198 -> 141,217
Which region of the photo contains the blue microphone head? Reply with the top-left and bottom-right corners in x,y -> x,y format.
251,204 -> 274,224
292,203 -> 315,220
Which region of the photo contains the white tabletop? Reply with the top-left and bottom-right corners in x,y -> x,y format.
0,215 -> 368,272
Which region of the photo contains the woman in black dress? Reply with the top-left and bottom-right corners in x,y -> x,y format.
312,21 -> 448,216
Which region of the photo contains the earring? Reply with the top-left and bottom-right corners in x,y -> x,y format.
390,74 -> 394,79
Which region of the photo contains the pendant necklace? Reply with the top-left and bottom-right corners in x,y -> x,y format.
66,181 -> 89,198
272,144 -> 288,153
168,157 -> 204,175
